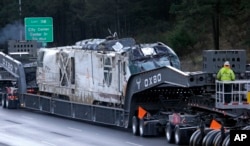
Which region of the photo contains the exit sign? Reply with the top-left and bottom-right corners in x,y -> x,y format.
25,17 -> 53,42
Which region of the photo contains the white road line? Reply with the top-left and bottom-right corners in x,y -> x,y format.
0,125 -> 18,129
41,141 -> 56,146
126,141 -> 143,146
67,127 -> 82,132
0,122 -> 23,129
21,115 -> 34,120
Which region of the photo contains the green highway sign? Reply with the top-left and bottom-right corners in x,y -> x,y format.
25,17 -> 53,42
25,17 -> 53,25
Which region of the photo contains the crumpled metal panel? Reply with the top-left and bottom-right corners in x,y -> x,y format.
37,40 -> 129,106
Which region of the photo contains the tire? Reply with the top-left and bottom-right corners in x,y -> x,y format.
213,132 -> 222,146
213,130 -> 229,146
222,134 -> 230,146
132,116 -> 139,136
174,125 -> 194,145
2,96 -> 6,108
189,129 -> 199,146
174,126 -> 181,145
165,122 -> 175,143
242,126 -> 250,130
202,130 -> 220,146
6,98 -> 10,109
192,128 -> 212,146
201,130 -> 212,146
139,119 -> 146,137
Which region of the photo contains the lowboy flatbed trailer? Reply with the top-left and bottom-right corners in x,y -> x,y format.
1,39 -> 250,146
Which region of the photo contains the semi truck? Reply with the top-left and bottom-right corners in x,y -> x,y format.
0,38 -> 250,146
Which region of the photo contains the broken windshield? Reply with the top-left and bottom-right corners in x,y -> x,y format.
129,44 -> 180,74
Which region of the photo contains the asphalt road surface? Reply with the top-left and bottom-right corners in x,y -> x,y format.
0,108 -> 176,146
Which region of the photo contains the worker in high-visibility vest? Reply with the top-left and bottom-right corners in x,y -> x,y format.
217,61 -> 235,103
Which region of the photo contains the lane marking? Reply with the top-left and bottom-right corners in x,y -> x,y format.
41,141 -> 56,146
67,127 -> 82,132
126,141 -> 143,146
21,115 -> 34,120
0,124 -> 19,129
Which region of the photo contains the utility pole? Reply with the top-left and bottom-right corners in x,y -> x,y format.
116,0 -> 120,37
19,0 -> 23,40
213,0 -> 220,50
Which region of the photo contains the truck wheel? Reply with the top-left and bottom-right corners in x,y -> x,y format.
213,130 -> 229,146
191,128 -> 212,146
132,116 -> 139,136
202,130 -> 220,146
189,129 -> 200,146
242,126 -> 250,130
174,125 -> 182,145
222,134 -> 230,146
6,98 -> 10,109
139,119 -> 146,137
2,96 -> 6,108
213,132 -> 222,146
165,122 -> 175,143
174,125 -> 192,145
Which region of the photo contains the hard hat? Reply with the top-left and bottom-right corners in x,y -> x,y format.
224,61 -> 230,66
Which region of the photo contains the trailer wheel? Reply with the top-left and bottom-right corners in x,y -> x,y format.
1,95 -> 6,108
174,125 -> 194,145
222,134 -> 230,146
202,130 -> 220,146
132,116 -> 139,136
139,119 -> 146,137
6,98 -> 10,109
213,130 -> 229,146
174,125 -> 182,145
190,128 -> 212,146
165,122 -> 175,143
189,129 -> 199,146
242,126 -> 250,130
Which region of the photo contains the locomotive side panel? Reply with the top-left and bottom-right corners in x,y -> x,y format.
37,47 -> 127,106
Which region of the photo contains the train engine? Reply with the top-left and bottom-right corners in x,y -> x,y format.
36,37 -> 181,108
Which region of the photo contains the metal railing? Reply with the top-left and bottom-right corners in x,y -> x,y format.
216,80 -> 250,109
